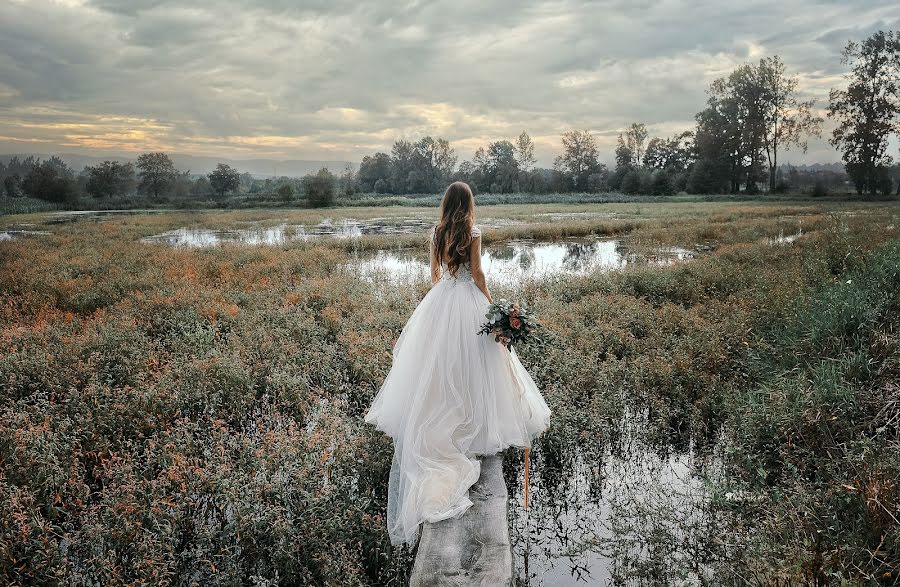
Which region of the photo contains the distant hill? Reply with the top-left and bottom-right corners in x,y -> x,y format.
0,152 -> 352,178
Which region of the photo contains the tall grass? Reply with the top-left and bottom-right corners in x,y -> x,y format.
0,202 -> 897,585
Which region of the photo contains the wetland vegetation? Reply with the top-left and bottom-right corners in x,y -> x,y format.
1,201 -> 898,585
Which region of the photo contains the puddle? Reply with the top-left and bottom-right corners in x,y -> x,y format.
141,225 -> 306,247
768,228 -> 803,244
768,221 -> 803,245
506,415 -> 719,585
349,238 -> 695,287
534,212 -> 620,221
44,209 -> 170,224
140,218 -> 524,247
0,229 -> 52,240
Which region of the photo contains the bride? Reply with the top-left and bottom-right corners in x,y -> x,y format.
364,181 -> 551,545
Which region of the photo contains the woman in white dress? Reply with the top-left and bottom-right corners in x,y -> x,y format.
364,181 -> 551,545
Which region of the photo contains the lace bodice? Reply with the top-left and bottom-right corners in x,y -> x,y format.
431,225 -> 481,282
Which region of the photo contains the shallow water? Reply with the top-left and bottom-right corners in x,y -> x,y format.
768,221 -> 803,244
139,217 -> 523,246
0,229 -> 51,240
505,417 -> 719,585
350,238 -> 696,287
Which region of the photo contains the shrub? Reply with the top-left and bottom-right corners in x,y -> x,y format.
277,184 -> 294,201
303,168 -> 337,207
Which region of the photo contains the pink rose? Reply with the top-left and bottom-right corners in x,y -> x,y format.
510,317 -> 522,329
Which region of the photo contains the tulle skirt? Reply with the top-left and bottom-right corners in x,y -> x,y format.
364,276 -> 551,545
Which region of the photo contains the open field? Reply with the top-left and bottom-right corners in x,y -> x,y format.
1,201 -> 899,585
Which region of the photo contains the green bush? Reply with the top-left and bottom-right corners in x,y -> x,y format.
302,168 -> 337,208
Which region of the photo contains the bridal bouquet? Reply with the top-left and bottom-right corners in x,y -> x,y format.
477,299 -> 538,348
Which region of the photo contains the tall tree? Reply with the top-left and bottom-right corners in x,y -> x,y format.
643,131 -> 695,171
554,130 -> 604,192
208,163 -> 241,196
389,140 -> 417,194
515,131 -> 537,171
136,152 -> 177,198
624,123 -> 648,168
415,136 -> 457,191
696,64 -> 768,193
828,30 -> 900,195
357,152 -> 392,192
757,56 -> 823,191
485,140 -> 519,193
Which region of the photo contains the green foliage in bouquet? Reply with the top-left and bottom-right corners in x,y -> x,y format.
477,299 -> 539,348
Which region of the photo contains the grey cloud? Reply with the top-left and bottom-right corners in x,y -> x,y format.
0,0 -> 895,165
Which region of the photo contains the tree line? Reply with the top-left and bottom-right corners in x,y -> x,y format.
0,153 -> 349,207
351,30 -> 900,198
2,29 -> 898,205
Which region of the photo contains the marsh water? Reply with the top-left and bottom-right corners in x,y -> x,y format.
503,415 -> 721,586
132,218 -> 698,287
349,239 -> 695,288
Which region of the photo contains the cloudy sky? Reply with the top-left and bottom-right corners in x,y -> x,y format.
0,0 -> 897,167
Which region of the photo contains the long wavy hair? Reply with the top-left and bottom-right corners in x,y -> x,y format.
433,182 -> 475,276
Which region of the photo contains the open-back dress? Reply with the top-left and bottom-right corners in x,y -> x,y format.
364,225 -> 551,545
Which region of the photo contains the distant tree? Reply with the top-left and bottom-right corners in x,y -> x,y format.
389,140 -> 417,194
554,130 -> 604,191
85,161 -> 136,198
756,56 -> 823,191
191,176 -> 211,197
373,178 -> 389,194
643,131 -> 695,171
277,184 -> 294,201
303,168 -> 336,207
415,136 -> 457,190
238,172 -> 255,193
3,175 -> 23,198
620,169 -> 642,194
136,152 -> 177,198
694,63 -> 771,194
610,134 -> 635,191
828,31 -> 900,195
338,164 -> 358,197
22,157 -> 78,203
623,123 -> 649,168
687,158 -> 729,194
650,170 -> 675,195
207,163 -> 240,196
485,140 -> 519,192
515,131 -> 537,171
171,171 -> 193,198
358,152 -> 392,192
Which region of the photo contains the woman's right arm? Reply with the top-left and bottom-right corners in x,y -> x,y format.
469,235 -> 492,303
430,237 -> 441,285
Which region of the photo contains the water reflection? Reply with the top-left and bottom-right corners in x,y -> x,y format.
140,217 -> 523,247
0,229 -> 51,241
140,222 -> 344,246
505,415 -> 720,586
768,221 -> 803,244
351,239 -> 695,287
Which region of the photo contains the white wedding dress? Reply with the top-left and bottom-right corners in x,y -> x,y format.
364,225 -> 551,545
